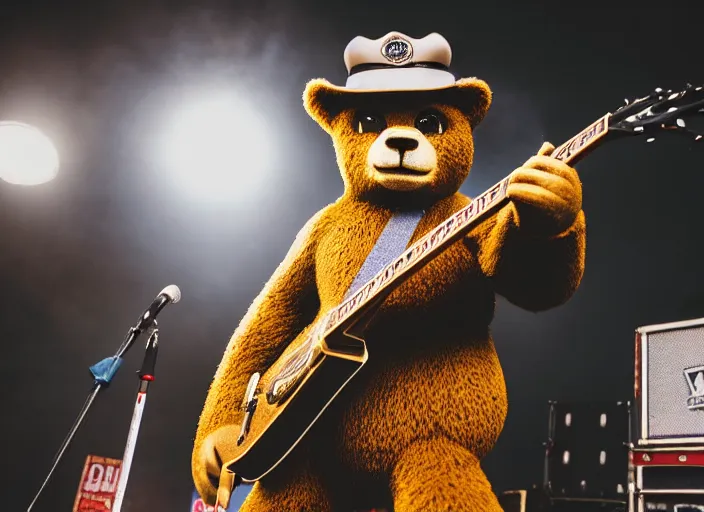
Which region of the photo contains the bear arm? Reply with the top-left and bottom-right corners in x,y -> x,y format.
192,210 -> 324,501
467,202 -> 586,312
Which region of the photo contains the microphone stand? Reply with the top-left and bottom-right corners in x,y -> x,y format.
26,286 -> 177,512
112,322 -> 160,512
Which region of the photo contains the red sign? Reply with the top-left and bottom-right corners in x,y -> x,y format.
191,497 -> 214,512
190,495 -> 227,512
72,455 -> 122,511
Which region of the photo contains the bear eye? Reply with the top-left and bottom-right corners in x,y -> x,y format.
415,110 -> 447,135
353,112 -> 386,134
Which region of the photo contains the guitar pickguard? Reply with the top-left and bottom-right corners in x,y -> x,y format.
266,315 -> 330,406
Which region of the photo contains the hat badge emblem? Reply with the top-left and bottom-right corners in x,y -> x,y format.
381,36 -> 413,64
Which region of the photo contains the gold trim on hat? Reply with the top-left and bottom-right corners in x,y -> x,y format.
380,35 -> 413,64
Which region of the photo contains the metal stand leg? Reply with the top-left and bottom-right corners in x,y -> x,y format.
112,325 -> 159,512
26,383 -> 103,512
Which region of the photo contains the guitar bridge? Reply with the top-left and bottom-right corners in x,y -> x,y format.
237,372 -> 260,446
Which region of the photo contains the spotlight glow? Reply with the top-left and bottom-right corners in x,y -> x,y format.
0,121 -> 59,185
157,94 -> 274,204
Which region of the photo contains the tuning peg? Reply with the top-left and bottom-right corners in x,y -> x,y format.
624,98 -> 630,105
677,118 -> 686,128
647,137 -> 656,142
655,87 -> 663,93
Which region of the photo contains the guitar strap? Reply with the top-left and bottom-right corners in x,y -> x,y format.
343,209 -> 425,300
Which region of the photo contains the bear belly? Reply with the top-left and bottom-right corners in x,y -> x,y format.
310,202 -> 507,474
332,334 -> 508,474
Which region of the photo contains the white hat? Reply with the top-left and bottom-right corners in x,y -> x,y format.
304,31 -> 492,131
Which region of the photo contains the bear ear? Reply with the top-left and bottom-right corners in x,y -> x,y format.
452,78 -> 492,129
303,79 -> 345,134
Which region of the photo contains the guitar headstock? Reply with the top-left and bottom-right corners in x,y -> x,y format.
609,84 -> 704,142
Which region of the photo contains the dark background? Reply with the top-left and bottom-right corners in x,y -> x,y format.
2,0 -> 704,510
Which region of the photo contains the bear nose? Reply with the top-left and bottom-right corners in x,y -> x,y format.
385,137 -> 419,152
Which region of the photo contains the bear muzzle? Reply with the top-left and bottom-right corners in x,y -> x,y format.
367,127 -> 438,191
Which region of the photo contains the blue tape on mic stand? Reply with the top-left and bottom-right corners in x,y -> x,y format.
89,356 -> 124,386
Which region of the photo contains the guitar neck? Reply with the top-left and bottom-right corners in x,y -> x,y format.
321,114 -> 611,341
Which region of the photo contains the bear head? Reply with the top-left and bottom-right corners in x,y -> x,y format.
304,80 -> 491,209
304,79 -> 491,207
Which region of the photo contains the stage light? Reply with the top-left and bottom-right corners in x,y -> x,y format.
0,121 -> 59,185
157,93 -> 274,204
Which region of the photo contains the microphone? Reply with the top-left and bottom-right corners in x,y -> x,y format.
133,284 -> 182,333
108,285 -> 181,362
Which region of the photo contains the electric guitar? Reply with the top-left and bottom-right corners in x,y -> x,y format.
224,85 -> 704,483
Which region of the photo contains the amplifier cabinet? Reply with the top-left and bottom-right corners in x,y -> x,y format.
635,318 -> 704,446
636,493 -> 704,512
632,447 -> 704,493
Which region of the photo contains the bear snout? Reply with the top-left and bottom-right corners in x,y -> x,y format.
366,127 -> 438,191
385,136 -> 419,152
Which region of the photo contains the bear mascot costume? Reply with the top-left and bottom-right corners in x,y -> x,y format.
192,31 -> 586,511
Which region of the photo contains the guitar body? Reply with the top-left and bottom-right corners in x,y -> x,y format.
226,328 -> 367,482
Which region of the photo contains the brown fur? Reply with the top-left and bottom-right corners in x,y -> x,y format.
192,84 -> 586,511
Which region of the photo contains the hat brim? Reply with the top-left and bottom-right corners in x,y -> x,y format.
303,77 -> 492,134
